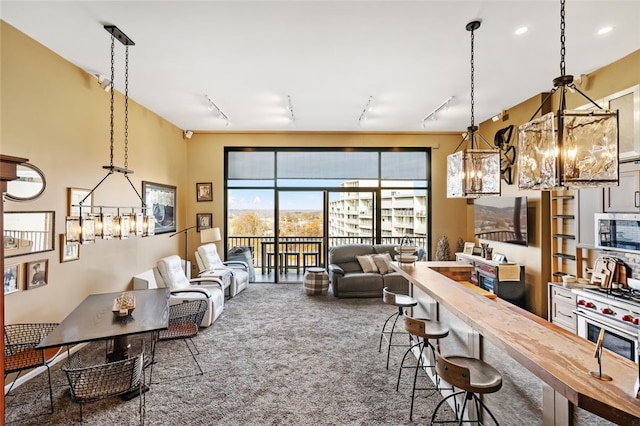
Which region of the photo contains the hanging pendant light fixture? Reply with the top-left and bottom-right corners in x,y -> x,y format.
65,25 -> 153,245
446,20 -> 501,198
517,0 -> 618,190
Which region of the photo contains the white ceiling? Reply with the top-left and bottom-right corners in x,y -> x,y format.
2,1 -> 639,133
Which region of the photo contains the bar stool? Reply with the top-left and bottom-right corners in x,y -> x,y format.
396,316 -> 452,421
378,287 -> 418,369
430,345 -> 502,425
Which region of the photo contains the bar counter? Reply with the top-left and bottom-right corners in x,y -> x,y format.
392,261 -> 640,425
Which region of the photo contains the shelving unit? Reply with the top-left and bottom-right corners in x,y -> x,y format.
550,190 -> 581,282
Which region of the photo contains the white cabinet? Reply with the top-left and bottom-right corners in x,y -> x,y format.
604,162 -> 640,213
548,283 -> 576,333
576,188 -> 603,248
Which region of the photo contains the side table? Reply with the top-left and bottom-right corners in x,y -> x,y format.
200,268 -> 232,298
303,267 -> 329,295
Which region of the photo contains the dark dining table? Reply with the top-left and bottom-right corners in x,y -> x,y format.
37,288 -> 169,361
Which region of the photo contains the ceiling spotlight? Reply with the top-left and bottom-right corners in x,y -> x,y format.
358,96 -> 373,125
184,130 -> 193,139
515,26 -> 528,35
597,26 -> 613,35
205,95 -> 230,125
422,96 -> 454,127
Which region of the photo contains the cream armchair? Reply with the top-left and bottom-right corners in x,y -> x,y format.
132,255 -> 224,327
195,238 -> 249,297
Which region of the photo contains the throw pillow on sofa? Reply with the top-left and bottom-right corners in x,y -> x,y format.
372,253 -> 393,274
356,255 -> 379,273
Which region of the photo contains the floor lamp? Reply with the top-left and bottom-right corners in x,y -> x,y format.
200,227 -> 222,247
169,225 -> 197,277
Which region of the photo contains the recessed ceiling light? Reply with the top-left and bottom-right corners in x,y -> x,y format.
597,26 -> 613,35
515,26 -> 528,35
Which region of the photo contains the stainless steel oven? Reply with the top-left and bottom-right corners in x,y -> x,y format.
574,288 -> 640,362
576,311 -> 638,362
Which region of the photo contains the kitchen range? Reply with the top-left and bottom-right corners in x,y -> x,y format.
573,278 -> 640,362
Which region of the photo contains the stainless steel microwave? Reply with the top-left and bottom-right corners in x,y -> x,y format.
595,213 -> 640,253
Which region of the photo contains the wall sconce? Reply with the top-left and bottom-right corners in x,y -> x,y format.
517,0 -> 618,190
446,21 -> 501,198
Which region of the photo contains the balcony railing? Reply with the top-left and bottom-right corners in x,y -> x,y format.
226,235 -> 429,270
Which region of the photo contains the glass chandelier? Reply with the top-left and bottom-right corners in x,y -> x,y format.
446,20 -> 501,198
517,0 -> 619,190
65,25 -> 154,245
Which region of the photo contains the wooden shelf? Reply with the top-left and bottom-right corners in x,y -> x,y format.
552,233 -> 575,239
550,190 -> 578,284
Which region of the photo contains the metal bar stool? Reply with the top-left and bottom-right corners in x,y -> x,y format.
396,315 -> 454,420
430,345 -> 502,425
378,287 -> 418,369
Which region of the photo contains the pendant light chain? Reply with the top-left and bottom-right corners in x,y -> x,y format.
109,35 -> 115,169
560,0 -> 566,77
469,26 -> 475,130
124,46 -> 129,171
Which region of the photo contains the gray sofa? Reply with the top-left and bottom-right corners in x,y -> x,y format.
328,244 -> 409,298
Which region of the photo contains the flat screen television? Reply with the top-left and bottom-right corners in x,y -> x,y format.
474,196 -> 528,246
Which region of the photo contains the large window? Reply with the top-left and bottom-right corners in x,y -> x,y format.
225,148 -> 431,280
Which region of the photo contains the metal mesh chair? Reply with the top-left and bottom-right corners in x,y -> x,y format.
4,323 -> 61,413
149,299 -> 208,383
62,350 -> 145,424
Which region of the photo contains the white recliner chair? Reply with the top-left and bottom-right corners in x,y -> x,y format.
195,243 -> 249,297
133,255 -> 224,327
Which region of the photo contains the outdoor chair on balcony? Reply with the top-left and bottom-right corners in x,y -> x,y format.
4,322 -> 61,414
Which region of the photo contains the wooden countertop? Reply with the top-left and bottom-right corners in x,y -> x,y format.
392,261 -> 640,425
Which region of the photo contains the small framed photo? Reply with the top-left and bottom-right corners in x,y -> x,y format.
68,187 -> 93,216
463,242 -> 475,255
4,263 -> 21,295
196,182 -> 213,202
60,234 -> 80,263
26,259 -> 48,290
196,213 -> 213,233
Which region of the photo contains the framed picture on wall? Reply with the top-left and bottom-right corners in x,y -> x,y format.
196,213 -> 213,232
60,234 -> 80,262
67,187 -> 93,216
26,259 -> 48,290
4,263 -> 21,295
142,181 -> 177,235
196,182 -> 213,202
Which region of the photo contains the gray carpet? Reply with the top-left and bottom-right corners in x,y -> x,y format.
5,283 -> 454,425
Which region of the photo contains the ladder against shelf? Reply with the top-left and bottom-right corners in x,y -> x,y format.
550,190 -> 578,283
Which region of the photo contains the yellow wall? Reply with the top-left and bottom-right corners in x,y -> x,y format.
185,132 -> 468,264
1,21 -> 186,324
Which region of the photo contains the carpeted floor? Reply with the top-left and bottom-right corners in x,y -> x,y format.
5,283 -> 454,425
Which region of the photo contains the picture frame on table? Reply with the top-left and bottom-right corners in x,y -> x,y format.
196,213 -> 213,233
463,242 -> 475,255
196,182 -> 213,202
67,187 -> 93,216
26,259 -> 48,290
142,181 -> 177,235
60,234 -> 80,262
4,262 -> 21,295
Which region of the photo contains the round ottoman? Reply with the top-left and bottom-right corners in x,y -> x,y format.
303,267 -> 329,295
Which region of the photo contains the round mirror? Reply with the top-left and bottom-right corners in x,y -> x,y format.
5,163 -> 46,202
